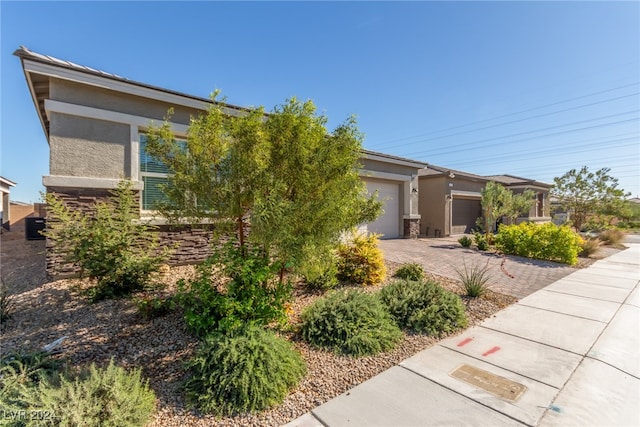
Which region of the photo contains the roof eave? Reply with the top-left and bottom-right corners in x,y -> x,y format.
16,55 -> 50,142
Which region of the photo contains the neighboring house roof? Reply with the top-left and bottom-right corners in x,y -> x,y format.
484,174 -> 551,188
362,149 -> 428,169
419,164 -> 551,188
419,164 -> 488,182
0,176 -> 16,190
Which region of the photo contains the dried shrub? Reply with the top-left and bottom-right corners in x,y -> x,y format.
598,228 -> 625,245
579,238 -> 601,257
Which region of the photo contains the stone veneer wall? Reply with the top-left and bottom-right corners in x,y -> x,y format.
45,188 -> 219,278
403,218 -> 420,239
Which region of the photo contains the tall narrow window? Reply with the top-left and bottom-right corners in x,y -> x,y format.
139,134 -> 185,211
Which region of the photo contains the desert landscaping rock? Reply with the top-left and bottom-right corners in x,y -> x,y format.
1,250 -> 515,426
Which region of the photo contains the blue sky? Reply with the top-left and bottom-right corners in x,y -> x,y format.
1,1 -> 639,203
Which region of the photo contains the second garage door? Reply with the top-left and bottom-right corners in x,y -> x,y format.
451,198 -> 482,234
364,180 -> 401,238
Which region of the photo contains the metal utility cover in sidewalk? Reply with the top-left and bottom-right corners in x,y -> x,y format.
450,364 -> 527,401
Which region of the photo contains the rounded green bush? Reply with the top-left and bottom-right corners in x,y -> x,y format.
299,252 -> 339,290
379,279 -> 468,336
494,223 -> 582,265
184,325 -> 306,415
458,236 -> 473,248
17,359 -> 156,427
394,262 -> 425,281
336,234 -> 387,286
301,289 -> 402,357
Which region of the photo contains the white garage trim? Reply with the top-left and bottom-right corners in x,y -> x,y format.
451,190 -> 481,198
358,169 -> 412,182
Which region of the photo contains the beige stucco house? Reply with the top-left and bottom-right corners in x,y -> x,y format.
15,47 -> 424,273
418,165 -> 552,237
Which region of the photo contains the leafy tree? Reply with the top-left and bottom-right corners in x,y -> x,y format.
145,98 -> 267,251
552,166 -> 630,231
44,180 -> 167,301
480,181 -> 534,235
145,95 -> 380,282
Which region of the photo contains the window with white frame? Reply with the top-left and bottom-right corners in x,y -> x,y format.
139,134 -> 185,211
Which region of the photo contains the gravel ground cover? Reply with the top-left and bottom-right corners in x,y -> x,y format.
2,254 -> 515,427
7,230 -> 623,426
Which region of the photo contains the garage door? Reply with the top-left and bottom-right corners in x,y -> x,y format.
363,180 -> 401,238
452,198 -> 482,234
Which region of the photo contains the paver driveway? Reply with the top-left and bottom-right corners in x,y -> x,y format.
379,238 -> 580,299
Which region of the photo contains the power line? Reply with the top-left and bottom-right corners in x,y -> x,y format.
371,91 -> 640,150
405,109 -> 638,157
495,162 -> 640,177
446,136 -> 639,168
367,82 -> 640,148
404,114 -> 639,159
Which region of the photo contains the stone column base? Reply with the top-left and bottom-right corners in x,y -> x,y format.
403,218 -> 420,239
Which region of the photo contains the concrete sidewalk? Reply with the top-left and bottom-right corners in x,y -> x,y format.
286,244 -> 640,427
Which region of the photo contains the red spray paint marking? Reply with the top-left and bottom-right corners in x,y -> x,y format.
457,338 -> 473,347
482,346 -> 501,357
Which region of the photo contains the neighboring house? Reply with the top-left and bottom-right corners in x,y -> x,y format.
15,46 -> 424,275
0,176 -> 17,230
418,165 -> 552,237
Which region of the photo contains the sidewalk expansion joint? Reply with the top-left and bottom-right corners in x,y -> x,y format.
478,326 -> 588,357
584,355 -> 640,380
543,288 -> 632,304
308,411 -> 330,427
515,303 -> 610,323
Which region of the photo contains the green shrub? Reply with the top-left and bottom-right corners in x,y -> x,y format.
44,180 -> 168,301
579,238 -> 601,257
458,236 -> 473,248
134,294 -> 176,320
299,252 -> 339,290
599,228 -> 625,245
494,222 -> 582,265
336,233 -> 386,286
301,289 -> 402,356
473,232 -> 489,251
0,280 -> 14,329
454,259 -> 490,297
394,262 -> 425,281
176,244 -> 292,336
31,359 -> 155,427
0,349 -> 63,415
184,325 -> 306,415
378,279 -> 468,336
1,357 -> 155,427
